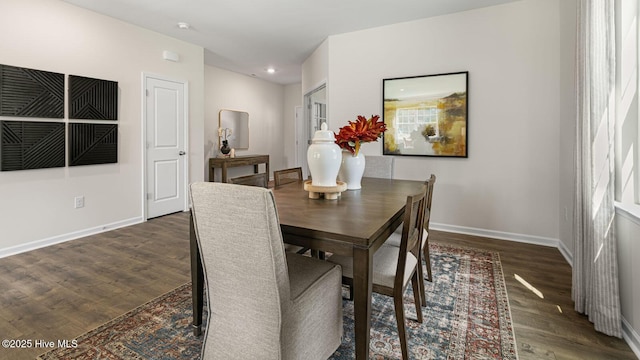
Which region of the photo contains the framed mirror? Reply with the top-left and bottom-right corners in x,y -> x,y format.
218,109 -> 249,150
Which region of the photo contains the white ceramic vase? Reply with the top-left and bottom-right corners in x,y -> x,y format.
338,150 -> 365,190
307,123 -> 342,187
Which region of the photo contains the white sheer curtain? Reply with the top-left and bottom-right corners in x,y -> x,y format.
572,0 -> 621,338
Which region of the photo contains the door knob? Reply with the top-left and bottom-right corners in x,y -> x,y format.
179,151 -> 186,156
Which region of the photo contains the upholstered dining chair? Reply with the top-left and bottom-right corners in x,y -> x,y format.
227,173 -> 307,255
189,182 -> 343,360
386,174 -> 436,306
362,155 -> 394,179
228,173 -> 268,188
273,167 -> 303,187
327,186 -> 427,360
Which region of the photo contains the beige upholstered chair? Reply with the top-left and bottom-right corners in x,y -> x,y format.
363,155 -> 394,179
327,186 -> 427,360
386,174 -> 436,306
228,173 -> 268,188
273,167 -> 303,187
227,174 -> 306,254
190,182 -> 343,360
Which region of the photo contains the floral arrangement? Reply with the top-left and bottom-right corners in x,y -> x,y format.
334,115 -> 387,156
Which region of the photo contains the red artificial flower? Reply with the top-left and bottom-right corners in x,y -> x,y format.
334,115 -> 386,156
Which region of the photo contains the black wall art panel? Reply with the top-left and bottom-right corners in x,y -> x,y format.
0,121 -> 65,171
69,123 -> 118,166
0,64 -> 64,118
69,75 -> 118,120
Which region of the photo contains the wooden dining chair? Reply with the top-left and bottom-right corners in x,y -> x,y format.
228,173 -> 268,188
189,182 -> 343,360
363,155 -> 394,179
273,167 -> 303,187
386,174 -> 436,306
327,186 -> 427,360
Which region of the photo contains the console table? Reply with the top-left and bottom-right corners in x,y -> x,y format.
208,155 -> 269,183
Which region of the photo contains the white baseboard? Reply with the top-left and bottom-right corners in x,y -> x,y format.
0,216 -> 144,259
557,239 -> 573,267
623,318 -> 640,359
430,222 -> 560,248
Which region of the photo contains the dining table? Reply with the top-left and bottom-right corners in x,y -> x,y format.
189,176 -> 426,359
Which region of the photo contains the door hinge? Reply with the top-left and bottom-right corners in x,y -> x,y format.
147,193 -> 152,200
146,89 -> 150,96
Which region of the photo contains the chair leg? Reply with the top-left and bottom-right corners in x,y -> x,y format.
393,293 -> 409,360
416,251 -> 427,307
423,239 -> 433,282
411,272 -> 424,323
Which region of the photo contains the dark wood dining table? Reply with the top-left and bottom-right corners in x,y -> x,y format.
190,177 -> 426,359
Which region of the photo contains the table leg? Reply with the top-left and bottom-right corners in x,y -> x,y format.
221,165 -> 228,183
352,246 -> 373,359
190,211 -> 204,336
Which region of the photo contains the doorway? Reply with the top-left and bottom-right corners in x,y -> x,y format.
298,84 -> 326,178
143,74 -> 189,219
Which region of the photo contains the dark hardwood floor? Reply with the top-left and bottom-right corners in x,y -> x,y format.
0,211 -> 635,359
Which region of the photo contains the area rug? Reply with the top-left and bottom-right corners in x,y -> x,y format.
38,243 -> 517,360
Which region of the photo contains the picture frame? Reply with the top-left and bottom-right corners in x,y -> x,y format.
382,71 -> 468,157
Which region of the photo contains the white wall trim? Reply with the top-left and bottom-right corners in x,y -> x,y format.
431,222 -> 560,248
0,217 -> 143,259
557,239 -> 574,267
623,317 -> 640,359
615,202 -> 640,226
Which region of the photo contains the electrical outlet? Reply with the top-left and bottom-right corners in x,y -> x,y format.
74,196 -> 85,209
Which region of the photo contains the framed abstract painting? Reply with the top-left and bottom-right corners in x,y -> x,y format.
383,71 -> 468,157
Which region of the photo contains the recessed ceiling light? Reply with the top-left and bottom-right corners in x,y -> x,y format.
177,22 -> 190,30
267,68 -> 276,74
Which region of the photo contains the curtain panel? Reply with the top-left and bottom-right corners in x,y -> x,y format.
572,0 -> 622,338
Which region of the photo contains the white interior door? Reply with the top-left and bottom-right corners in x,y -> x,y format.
145,75 -> 187,219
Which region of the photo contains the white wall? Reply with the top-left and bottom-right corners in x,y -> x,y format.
204,66 -> 287,181
301,39 -> 329,95
305,0 -> 562,245
617,212 -> 640,355
0,0 -> 205,255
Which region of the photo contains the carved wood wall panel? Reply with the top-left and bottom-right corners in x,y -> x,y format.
69,123 -> 118,166
0,65 -> 64,118
0,120 -> 66,171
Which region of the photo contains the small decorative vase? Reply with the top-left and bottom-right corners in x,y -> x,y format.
339,150 -> 365,190
307,122 -> 342,187
220,140 -> 231,155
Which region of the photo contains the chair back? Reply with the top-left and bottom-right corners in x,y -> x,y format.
189,182 -> 289,359
424,174 -> 436,229
274,167 -> 303,187
228,173 -> 268,188
395,186 -> 427,288
363,156 -> 394,179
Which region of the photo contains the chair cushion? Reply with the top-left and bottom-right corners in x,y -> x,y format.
286,252 -> 340,300
327,245 -> 418,289
284,244 -> 306,254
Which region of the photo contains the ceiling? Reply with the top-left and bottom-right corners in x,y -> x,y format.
61,0 -> 518,85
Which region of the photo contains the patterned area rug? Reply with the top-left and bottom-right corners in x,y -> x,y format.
38,243 -> 517,360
